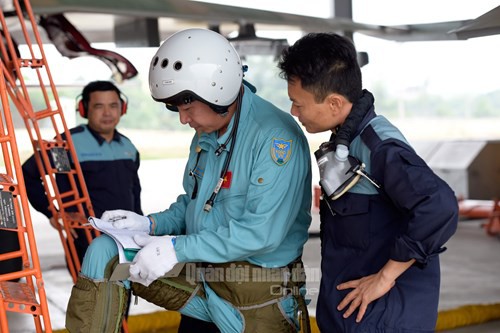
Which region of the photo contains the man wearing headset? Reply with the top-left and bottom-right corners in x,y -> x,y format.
65,29 -> 312,333
22,80 -> 143,265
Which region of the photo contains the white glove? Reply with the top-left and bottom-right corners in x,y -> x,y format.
101,209 -> 150,233
129,234 -> 178,287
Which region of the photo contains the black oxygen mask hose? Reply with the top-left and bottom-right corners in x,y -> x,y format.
333,89 -> 374,149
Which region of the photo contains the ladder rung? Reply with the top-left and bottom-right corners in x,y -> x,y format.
0,136 -> 13,144
61,197 -> 88,209
59,190 -> 79,200
33,108 -> 60,120
0,281 -> 41,315
59,190 -> 77,200
18,58 -> 44,69
0,268 -> 38,283
0,174 -> 18,196
0,173 -> 15,184
61,212 -> 88,224
0,249 -> 23,261
41,140 -> 68,149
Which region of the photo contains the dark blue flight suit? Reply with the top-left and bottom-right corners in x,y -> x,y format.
317,106 -> 458,333
22,124 -> 142,264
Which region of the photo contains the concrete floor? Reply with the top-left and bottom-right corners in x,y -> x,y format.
3,158 -> 500,332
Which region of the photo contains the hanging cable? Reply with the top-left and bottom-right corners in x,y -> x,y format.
203,87 -> 243,212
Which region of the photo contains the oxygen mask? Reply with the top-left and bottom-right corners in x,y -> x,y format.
315,142 -> 382,200
314,143 -> 361,200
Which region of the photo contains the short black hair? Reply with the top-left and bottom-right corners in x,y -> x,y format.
278,33 -> 362,103
81,80 -> 122,113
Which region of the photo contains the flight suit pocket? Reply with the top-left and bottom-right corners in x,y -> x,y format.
329,195 -> 370,250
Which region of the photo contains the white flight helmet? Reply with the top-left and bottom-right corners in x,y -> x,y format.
149,28 -> 243,113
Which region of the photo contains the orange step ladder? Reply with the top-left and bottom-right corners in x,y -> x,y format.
0,58 -> 52,332
0,1 -> 130,331
0,0 -> 97,285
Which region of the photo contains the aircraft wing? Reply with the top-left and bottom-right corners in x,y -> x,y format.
29,0 -> 380,36
28,0 -> 499,43
449,5 -> 500,39
360,5 -> 500,42
358,20 -> 471,42
6,0 -> 498,82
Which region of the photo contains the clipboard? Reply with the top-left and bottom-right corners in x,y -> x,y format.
109,262 -> 185,281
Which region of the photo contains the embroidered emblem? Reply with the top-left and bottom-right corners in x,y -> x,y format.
271,138 -> 292,165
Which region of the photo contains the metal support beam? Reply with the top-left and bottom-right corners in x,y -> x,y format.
332,0 -> 353,40
114,17 -> 160,47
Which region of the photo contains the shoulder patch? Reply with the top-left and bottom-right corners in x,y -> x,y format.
271,138 -> 292,165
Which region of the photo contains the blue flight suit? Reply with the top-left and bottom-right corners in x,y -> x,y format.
73,84 -> 312,332
150,84 -> 312,268
317,97 -> 458,332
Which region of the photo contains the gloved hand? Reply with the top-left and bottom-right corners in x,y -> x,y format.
129,234 -> 178,287
101,209 -> 151,233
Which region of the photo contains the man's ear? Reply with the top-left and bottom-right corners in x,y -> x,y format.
326,93 -> 344,116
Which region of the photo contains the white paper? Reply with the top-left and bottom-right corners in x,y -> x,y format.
88,216 -> 147,263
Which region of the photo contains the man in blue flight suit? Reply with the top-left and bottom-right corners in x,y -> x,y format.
64,28 -> 312,333
22,80 -> 142,266
278,33 -> 458,333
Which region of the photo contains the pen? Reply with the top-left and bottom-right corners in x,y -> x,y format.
109,216 -> 126,222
